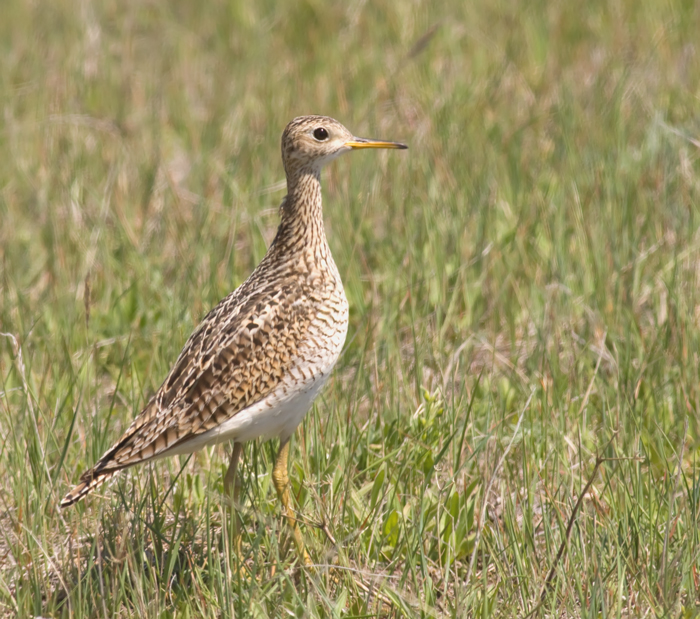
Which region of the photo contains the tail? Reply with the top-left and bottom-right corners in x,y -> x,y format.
60,468 -> 119,508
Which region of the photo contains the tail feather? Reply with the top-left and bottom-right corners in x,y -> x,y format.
60,469 -> 118,508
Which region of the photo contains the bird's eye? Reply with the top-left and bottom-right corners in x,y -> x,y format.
313,127 -> 329,141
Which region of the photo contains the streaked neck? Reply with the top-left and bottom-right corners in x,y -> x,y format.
273,168 -> 329,256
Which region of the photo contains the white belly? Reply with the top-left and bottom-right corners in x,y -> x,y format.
189,368 -> 330,449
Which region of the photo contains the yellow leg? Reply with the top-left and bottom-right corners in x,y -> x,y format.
272,438 -> 312,567
224,442 -> 243,556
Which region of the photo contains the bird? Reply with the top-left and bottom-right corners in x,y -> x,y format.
60,115 -> 407,564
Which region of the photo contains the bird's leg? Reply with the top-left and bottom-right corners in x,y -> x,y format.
224,442 -> 243,499
272,438 -> 312,567
224,442 -> 243,556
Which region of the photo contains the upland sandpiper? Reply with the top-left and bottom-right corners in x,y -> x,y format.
61,115 -> 407,564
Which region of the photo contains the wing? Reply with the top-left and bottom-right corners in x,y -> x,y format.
60,275 -> 313,507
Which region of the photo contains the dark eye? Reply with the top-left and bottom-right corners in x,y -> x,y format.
313,127 -> 329,141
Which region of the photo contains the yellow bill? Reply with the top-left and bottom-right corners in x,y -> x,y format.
345,137 -> 408,150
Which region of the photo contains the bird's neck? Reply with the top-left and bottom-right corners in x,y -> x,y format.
272,168 -> 330,258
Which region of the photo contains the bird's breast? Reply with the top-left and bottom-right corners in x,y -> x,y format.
301,269 -> 349,374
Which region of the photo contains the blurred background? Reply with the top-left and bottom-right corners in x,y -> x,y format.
1,0 -> 699,616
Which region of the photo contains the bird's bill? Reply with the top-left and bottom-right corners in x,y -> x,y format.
345,137 -> 408,150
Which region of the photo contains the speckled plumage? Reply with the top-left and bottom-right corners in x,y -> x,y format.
61,115 -> 406,513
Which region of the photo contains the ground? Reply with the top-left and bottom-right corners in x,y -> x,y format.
0,0 -> 699,617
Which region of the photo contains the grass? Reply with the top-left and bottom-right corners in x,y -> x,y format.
1,0 -> 699,616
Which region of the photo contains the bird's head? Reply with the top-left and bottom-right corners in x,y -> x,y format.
281,115 -> 407,177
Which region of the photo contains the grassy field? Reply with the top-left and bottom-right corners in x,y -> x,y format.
1,0 -> 699,616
